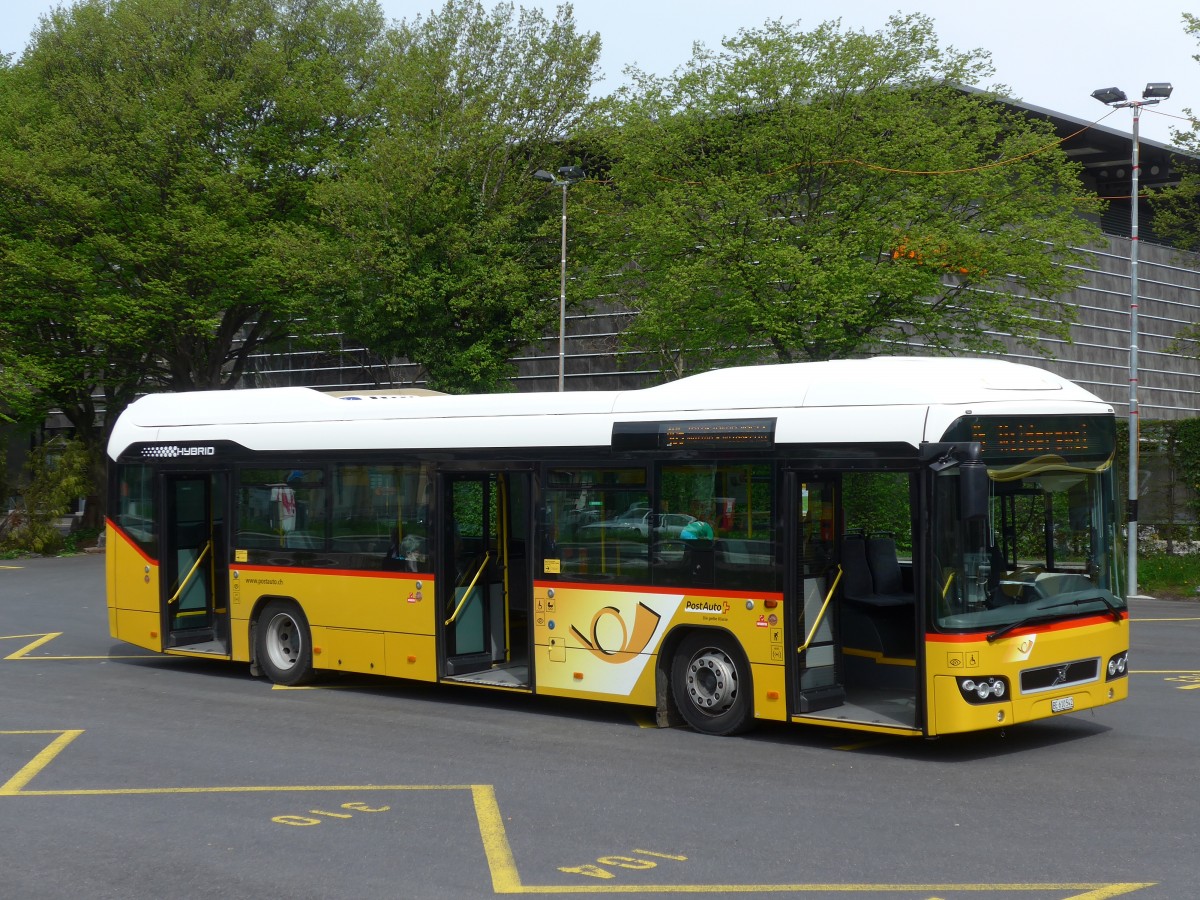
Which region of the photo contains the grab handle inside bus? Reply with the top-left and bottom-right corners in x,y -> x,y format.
798,566 -> 842,653
445,552 -> 490,626
166,541 -> 211,606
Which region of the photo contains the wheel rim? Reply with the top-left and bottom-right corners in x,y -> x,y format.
684,646 -> 739,716
264,612 -> 302,671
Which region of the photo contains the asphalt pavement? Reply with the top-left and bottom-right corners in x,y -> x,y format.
1,554 -> 1197,899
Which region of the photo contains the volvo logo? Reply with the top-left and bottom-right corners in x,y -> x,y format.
1050,665 -> 1070,687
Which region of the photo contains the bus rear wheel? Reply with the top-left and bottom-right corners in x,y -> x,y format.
256,601 -> 315,686
670,631 -> 754,736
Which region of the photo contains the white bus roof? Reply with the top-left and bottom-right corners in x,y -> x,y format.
107,357 -> 1114,459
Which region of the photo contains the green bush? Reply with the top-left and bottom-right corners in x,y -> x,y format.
1138,553 -> 1200,599
0,438 -> 91,555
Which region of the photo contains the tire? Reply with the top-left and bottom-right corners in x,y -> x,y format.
256,600 -> 315,686
670,631 -> 754,736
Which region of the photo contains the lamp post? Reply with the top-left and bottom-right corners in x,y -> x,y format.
533,165 -> 585,391
1091,82 -> 1173,600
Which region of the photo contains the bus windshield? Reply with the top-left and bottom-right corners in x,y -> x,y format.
932,449 -> 1125,632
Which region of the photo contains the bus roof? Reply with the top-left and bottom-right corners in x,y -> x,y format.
107,357 -> 1114,459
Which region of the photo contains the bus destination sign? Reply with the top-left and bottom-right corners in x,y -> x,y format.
613,418 -> 776,452
950,416 -> 1114,460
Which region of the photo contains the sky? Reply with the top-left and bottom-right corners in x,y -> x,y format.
1,0 -> 1196,146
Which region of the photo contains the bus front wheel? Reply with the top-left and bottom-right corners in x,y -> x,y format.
670,631 -> 754,736
256,601 -> 315,686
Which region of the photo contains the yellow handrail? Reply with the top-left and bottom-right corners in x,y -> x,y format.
797,566 -> 843,653
167,542 -> 211,606
445,552 -> 490,626
942,570 -> 956,599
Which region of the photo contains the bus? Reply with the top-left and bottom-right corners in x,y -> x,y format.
105,357 -> 1129,738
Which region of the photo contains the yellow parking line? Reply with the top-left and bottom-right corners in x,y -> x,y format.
2,633 -> 63,659
2,632 -> 151,660
500,883 -> 1155,896
0,731 -> 1159,897
0,729 -> 85,795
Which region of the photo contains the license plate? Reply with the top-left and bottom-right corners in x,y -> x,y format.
1051,696 -> 1075,713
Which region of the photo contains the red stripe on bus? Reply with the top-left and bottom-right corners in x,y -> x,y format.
107,518 -> 158,566
235,563 -> 432,580
926,611 -> 1127,642
533,579 -> 783,601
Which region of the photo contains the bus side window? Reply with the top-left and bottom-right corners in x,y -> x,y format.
236,467 -> 328,557
543,467 -> 648,584
658,462 -> 777,592
116,464 -> 157,557
330,463 -> 430,571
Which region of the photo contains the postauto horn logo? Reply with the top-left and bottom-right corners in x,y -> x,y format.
570,602 -> 662,664
140,445 -> 216,459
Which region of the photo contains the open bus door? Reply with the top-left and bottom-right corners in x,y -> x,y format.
439,471 -> 532,688
789,474 -> 846,713
161,472 -> 230,657
789,470 -> 922,733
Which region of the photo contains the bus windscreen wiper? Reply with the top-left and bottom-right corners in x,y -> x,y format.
987,595 -> 1123,643
987,614 -> 1061,644
1036,593 -> 1124,622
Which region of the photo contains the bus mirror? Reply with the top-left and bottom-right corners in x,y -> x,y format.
960,460 -> 989,521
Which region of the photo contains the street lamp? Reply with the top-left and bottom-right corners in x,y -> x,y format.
533,165 -> 585,391
1091,81 -> 1173,599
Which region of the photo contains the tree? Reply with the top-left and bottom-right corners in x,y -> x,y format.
0,0 -> 388,517
1150,17 -> 1200,243
1144,14 -> 1200,368
315,0 -> 601,392
579,15 -> 1101,379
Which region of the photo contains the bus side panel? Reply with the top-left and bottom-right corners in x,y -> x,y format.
231,608 -> 251,663
750,662 -> 788,722
310,626 -> 386,674
926,617 -> 1129,736
233,566 -> 433,635
106,522 -> 164,653
232,566 -> 437,678
385,633 -> 437,682
536,646 -> 660,707
531,582 -> 784,716
532,584 -> 676,705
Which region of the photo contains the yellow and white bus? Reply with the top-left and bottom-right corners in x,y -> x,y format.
105,357 -> 1129,737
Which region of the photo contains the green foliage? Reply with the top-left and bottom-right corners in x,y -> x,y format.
0,0 -> 389,514
842,472 -> 912,552
317,0 -> 602,393
1148,14 -> 1200,254
1,438 -> 91,555
1138,551 -> 1200,599
1,0 -> 387,387
1147,15 -> 1200,368
0,442 -> 8,509
579,14 -> 1100,379
1137,418 -> 1200,531
1173,419 -> 1200,522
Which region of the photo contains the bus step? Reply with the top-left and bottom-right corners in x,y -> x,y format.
798,685 -> 846,713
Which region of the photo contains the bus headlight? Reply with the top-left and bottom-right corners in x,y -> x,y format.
957,676 -> 1009,704
1106,651 -> 1129,680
